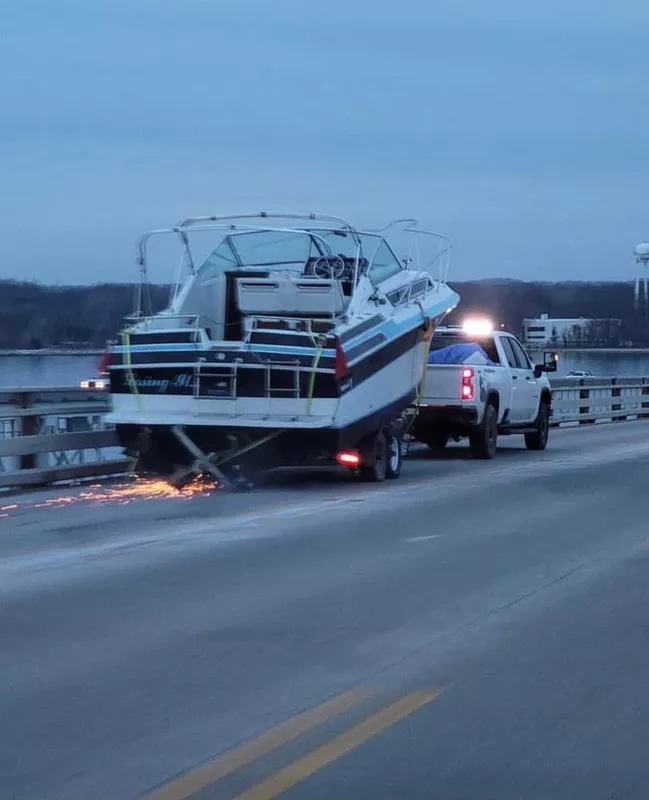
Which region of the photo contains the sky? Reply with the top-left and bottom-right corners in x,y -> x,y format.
1,0 -> 648,284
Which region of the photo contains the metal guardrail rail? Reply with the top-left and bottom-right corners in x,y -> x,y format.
1,377 -> 649,490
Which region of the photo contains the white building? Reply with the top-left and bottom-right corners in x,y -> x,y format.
523,314 -> 619,346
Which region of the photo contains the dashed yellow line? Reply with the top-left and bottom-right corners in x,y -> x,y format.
142,687 -> 373,800
233,688 -> 442,800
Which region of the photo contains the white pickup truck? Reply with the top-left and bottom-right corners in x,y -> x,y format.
412,325 -> 558,458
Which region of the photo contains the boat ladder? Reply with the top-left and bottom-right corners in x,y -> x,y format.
264,359 -> 302,419
193,357 -> 242,416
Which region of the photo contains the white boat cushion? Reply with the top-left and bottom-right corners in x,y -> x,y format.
236,277 -> 345,317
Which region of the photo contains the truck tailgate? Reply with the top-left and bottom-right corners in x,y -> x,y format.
421,365 -> 466,403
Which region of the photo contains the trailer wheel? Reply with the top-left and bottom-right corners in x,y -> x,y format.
359,430 -> 388,482
385,430 -> 403,479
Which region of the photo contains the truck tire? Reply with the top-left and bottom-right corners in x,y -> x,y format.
385,430 -> 403,479
359,430 -> 388,482
525,401 -> 550,451
469,404 -> 498,459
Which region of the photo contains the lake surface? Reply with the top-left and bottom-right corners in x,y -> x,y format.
2,349 -> 649,389
0,352 -> 102,388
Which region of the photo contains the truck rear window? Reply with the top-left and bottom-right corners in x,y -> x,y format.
429,333 -> 501,364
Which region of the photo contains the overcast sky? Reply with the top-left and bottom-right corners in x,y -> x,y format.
1,0 -> 648,284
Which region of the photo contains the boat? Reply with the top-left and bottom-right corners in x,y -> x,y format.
104,212 -> 460,487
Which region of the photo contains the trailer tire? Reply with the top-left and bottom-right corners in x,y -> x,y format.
385,430 -> 403,479
359,430 -> 388,482
469,403 -> 498,459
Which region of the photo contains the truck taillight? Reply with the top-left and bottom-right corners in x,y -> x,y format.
461,367 -> 474,401
97,349 -> 110,375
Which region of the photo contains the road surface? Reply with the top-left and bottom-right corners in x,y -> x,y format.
3,422 -> 649,799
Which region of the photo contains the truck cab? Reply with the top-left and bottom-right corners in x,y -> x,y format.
413,323 -> 558,458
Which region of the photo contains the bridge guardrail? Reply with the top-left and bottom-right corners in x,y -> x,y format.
549,377 -> 649,425
0,387 -> 126,490
1,378 -> 649,490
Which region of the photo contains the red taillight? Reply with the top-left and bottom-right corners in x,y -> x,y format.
336,450 -> 361,467
97,349 -> 110,375
461,367 -> 474,400
335,339 -> 349,381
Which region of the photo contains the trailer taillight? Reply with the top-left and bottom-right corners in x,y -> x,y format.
461,367 -> 474,401
97,349 -> 110,375
335,339 -> 349,381
336,450 -> 361,467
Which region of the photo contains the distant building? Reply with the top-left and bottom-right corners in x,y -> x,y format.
523,314 -> 621,347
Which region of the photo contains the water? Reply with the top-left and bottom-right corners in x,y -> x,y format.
528,349 -> 649,378
0,352 -> 102,388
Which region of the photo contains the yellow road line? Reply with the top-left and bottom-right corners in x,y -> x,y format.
234,688 -> 442,800
142,687 -> 373,800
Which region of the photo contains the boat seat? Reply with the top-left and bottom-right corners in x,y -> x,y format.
236,276 -> 346,317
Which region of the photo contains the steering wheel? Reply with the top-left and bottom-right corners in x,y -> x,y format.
312,255 -> 346,280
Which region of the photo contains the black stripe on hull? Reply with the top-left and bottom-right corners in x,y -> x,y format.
128,332 -> 199,344
338,315 -> 384,344
109,349 -> 336,370
248,331 -> 336,349
345,332 -> 389,363
110,367 -> 340,399
345,326 -> 423,389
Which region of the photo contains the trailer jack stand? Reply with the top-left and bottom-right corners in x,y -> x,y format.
169,426 -> 236,491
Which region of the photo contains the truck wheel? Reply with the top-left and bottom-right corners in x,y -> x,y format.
385,430 -> 403,479
359,430 -> 388,482
525,402 -> 550,451
469,404 -> 498,459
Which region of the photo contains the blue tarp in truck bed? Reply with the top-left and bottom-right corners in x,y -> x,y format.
427,342 -> 495,365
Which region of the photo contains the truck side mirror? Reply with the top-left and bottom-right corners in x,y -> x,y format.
534,352 -> 559,377
543,351 -> 559,372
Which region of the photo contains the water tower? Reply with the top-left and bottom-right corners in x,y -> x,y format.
634,242 -> 649,313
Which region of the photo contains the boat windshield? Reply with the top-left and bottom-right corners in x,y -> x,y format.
309,229 -> 404,286
192,227 -> 405,287
197,230 -> 323,280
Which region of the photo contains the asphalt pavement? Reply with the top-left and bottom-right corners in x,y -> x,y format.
2,422 -> 649,799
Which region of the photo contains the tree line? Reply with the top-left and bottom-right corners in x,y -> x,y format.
0,278 -> 647,349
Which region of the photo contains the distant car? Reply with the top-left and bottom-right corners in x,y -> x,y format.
79,378 -> 108,390
565,370 -> 593,378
